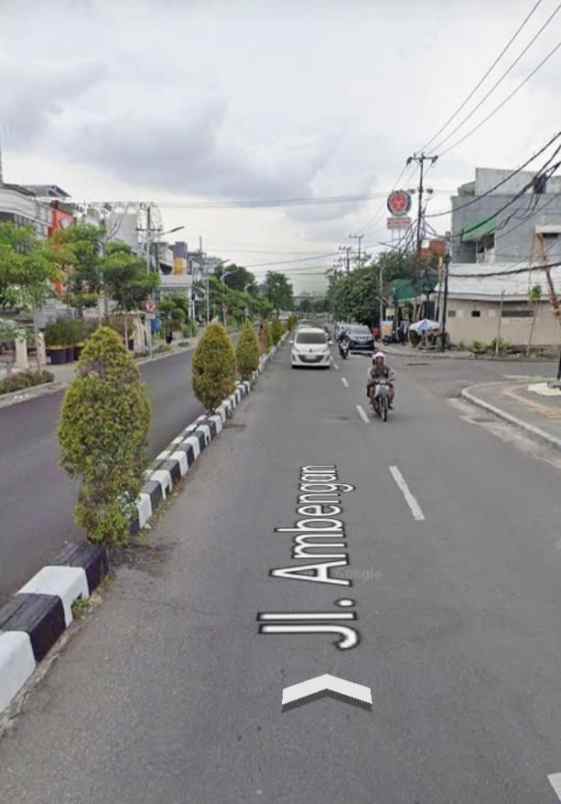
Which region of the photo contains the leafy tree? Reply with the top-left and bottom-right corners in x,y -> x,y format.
263,271 -> 294,313
0,223 -> 65,367
236,321 -> 260,380
58,327 -> 151,545
159,296 -> 187,338
192,322 -> 237,412
223,263 -> 258,294
53,223 -> 105,316
101,240 -> 159,345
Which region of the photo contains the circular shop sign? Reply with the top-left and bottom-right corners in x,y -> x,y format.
387,190 -> 412,217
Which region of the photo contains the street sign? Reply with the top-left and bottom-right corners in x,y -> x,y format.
387,216 -> 412,230
387,190 -> 412,217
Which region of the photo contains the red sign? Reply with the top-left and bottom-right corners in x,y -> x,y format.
387,216 -> 412,230
387,190 -> 412,217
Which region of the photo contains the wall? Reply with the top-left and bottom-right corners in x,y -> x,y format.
446,297 -> 561,347
451,192 -> 561,264
0,186 -> 50,238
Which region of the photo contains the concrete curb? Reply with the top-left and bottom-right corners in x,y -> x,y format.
0,543 -> 109,714
130,335 -> 287,534
461,383 -> 561,453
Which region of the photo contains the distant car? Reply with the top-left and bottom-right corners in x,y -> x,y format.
291,327 -> 332,369
345,324 -> 375,353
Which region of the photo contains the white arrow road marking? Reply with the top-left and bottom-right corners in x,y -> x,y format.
341,377 -> 349,388
356,404 -> 369,424
389,466 -> 425,521
549,774 -> 561,799
282,673 -> 373,711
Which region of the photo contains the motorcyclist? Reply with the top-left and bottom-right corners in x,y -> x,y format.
337,327 -> 350,356
366,352 -> 395,408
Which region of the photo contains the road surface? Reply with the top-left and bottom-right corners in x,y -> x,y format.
2,346 -> 561,802
0,350 -> 204,605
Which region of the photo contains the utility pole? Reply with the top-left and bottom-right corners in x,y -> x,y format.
349,233 -> 364,267
407,153 -> 438,257
339,245 -> 352,274
440,252 -> 450,352
379,263 -> 384,332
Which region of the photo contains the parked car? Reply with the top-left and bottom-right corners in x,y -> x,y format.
345,324 -> 375,354
291,327 -> 332,369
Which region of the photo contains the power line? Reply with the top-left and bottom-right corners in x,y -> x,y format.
448,259 -> 561,278
243,251 -> 339,268
421,0 -> 544,151
431,1 -> 560,153
438,37 -> 561,157
426,130 -> 561,219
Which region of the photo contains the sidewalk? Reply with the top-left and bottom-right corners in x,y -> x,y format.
462,379 -> 561,452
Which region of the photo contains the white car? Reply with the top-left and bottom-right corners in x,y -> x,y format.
291,327 -> 332,369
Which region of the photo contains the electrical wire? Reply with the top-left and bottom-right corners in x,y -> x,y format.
421,0 -> 544,151
438,37 -> 561,157
425,130 -> 561,219
431,1 -> 560,153
448,259 -> 561,278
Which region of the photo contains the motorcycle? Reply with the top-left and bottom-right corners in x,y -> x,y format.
370,380 -> 392,422
338,339 -> 350,360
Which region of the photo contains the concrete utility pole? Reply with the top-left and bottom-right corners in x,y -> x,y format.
440,253 -> 450,352
349,234 -> 364,267
407,153 -> 438,257
339,245 -> 352,274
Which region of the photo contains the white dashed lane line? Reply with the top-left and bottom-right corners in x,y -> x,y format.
356,404 -> 369,424
341,378 -> 349,388
549,774 -> 561,799
389,465 -> 425,521
333,362 -> 340,370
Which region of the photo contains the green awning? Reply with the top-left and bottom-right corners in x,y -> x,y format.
462,217 -> 496,242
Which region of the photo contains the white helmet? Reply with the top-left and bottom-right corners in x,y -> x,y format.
373,351 -> 385,361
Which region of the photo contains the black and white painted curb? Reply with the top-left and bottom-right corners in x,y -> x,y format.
0,543 -> 109,714
131,336 -> 287,533
0,335 -> 286,717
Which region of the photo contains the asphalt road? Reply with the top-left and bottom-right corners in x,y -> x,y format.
0,350 -> 204,606
3,346 -> 561,801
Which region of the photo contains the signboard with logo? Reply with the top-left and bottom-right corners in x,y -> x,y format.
387,216 -> 412,230
387,190 -> 412,217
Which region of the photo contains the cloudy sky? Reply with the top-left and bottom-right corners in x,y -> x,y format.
1,0 -> 560,292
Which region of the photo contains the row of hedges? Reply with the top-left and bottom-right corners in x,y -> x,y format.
44,318 -> 98,348
57,319 -> 285,549
193,319 -> 285,412
0,369 -> 54,396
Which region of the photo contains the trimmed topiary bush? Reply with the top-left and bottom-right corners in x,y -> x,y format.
192,322 -> 237,412
271,318 -> 284,345
236,321 -> 260,380
58,326 -> 151,546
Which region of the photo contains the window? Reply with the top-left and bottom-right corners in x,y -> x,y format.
501,309 -> 533,318
295,331 -> 327,345
471,310 -> 481,318
448,310 -> 456,318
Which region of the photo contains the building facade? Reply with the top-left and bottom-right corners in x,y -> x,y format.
451,167 -> 561,265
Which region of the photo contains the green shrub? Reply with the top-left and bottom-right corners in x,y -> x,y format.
471,339 -> 487,355
58,327 -> 150,546
271,318 -> 284,345
287,314 -> 297,332
182,320 -> 197,338
0,369 -> 54,396
267,321 -> 273,349
236,322 -> 260,380
489,337 -> 512,354
192,322 -> 237,412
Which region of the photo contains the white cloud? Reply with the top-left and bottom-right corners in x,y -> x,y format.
1,0 -> 560,291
